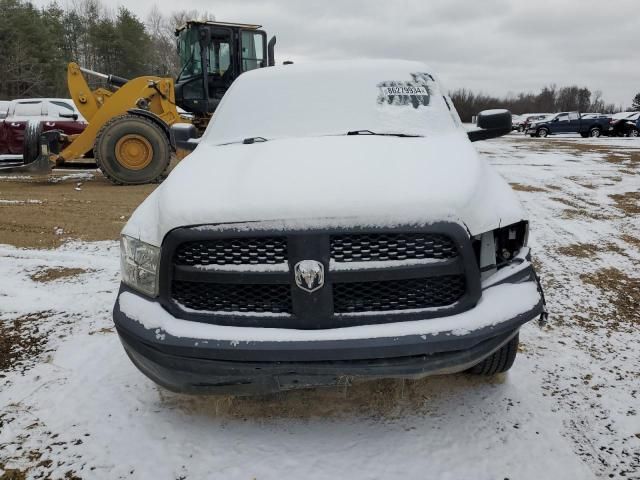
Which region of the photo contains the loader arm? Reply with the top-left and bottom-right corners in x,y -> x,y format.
60,63 -> 181,162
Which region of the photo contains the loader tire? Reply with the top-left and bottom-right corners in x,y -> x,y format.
95,114 -> 170,185
23,120 -> 43,164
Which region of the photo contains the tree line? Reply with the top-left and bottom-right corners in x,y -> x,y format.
449,85 -> 634,123
0,0 -> 212,99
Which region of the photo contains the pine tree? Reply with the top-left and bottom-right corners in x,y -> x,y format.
632,93 -> 640,111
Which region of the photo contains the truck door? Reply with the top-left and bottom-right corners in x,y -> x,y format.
44,100 -> 86,136
552,113 -> 571,133
567,112 -> 581,133
7,101 -> 44,154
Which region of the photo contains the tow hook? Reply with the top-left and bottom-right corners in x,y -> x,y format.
533,271 -> 549,327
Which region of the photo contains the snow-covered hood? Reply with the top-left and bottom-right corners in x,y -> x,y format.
123,133 -> 526,246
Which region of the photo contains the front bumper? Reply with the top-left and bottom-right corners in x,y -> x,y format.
113,250 -> 545,395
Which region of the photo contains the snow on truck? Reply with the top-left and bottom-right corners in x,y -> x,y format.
113,60 -> 547,395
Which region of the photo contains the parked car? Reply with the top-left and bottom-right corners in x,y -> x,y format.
517,113 -> 553,132
511,114 -> 524,131
113,60 -> 546,395
610,111 -> 640,137
527,111 -> 612,138
0,98 -> 86,156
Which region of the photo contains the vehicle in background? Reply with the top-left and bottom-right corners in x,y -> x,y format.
610,111 -> 640,137
0,101 -> 9,120
0,98 -> 87,157
516,113 -> 553,133
511,114 -> 524,131
527,111 -> 612,138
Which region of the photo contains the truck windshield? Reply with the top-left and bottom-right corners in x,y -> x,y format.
203,60 -> 462,146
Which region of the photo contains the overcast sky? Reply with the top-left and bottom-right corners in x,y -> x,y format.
39,0 -> 639,107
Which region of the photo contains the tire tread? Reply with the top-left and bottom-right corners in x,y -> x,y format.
467,333 -> 519,375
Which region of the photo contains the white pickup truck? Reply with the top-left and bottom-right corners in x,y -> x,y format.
113,60 -> 546,395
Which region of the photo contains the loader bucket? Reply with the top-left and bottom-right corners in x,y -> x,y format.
0,129 -> 61,176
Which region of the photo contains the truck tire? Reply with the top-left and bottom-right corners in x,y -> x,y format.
537,127 -> 549,138
589,127 -> 601,138
95,114 -> 170,185
467,333 -> 519,375
23,120 -> 43,164
629,128 -> 639,137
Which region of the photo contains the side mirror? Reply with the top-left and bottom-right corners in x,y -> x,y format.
59,112 -> 78,120
171,123 -> 199,152
467,109 -> 512,142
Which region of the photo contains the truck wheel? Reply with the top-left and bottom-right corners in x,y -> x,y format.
467,333 -> 519,375
95,114 -> 170,185
537,128 -> 549,138
23,120 -> 43,164
589,127 -> 601,138
629,128 -> 639,137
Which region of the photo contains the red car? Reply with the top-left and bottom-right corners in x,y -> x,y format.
0,98 -> 87,157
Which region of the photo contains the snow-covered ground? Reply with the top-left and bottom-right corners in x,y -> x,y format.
1,134 -> 639,479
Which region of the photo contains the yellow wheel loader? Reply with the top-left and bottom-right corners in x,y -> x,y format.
0,21 -> 276,184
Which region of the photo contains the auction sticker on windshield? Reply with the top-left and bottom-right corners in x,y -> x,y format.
381,85 -> 428,96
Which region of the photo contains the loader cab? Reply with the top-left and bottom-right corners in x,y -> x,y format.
174,21 -> 275,124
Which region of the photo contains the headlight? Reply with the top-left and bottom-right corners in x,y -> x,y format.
120,235 -> 160,297
473,221 -> 529,279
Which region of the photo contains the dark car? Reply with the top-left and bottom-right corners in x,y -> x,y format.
610,112 -> 640,137
527,111 -> 612,138
0,98 -> 86,157
519,113 -> 553,133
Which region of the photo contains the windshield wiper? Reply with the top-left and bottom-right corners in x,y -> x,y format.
242,136 -> 268,144
346,130 -> 423,138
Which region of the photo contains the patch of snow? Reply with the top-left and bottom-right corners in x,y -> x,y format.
0,199 -> 43,205
203,60 -> 459,146
193,262 -> 289,273
329,257 -> 449,271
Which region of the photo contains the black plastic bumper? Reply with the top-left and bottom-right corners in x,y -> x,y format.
116,325 -> 527,395
113,261 -> 544,395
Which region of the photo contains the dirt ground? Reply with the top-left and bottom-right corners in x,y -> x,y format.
0,170 -> 156,248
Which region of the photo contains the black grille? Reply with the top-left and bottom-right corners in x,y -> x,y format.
331,233 -> 457,262
172,281 -> 292,314
333,275 -> 466,313
174,237 -> 287,266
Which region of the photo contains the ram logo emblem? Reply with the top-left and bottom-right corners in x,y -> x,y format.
294,260 -> 325,293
